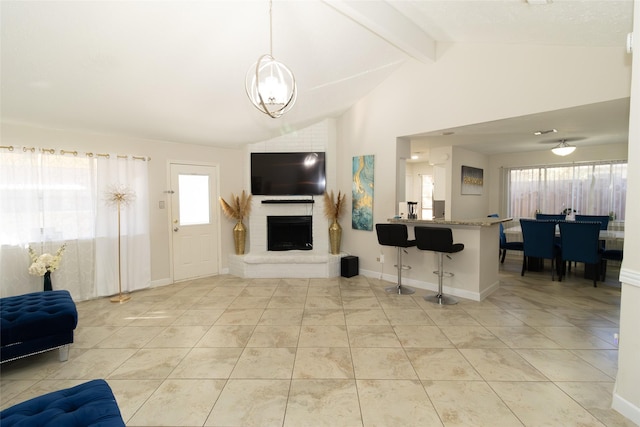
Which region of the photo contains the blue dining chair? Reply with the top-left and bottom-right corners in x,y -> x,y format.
520,219 -> 560,280
574,215 -> 610,251
558,221 -> 602,287
574,215 -> 610,230
535,213 -> 566,221
601,249 -> 623,281
499,223 -> 524,263
488,214 -> 524,263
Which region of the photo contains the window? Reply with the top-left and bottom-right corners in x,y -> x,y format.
178,174 -> 210,226
0,147 -> 151,301
506,161 -> 626,220
421,175 -> 433,220
0,153 -> 95,245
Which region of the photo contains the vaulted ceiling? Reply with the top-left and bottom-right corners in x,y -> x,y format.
1,1 -> 634,151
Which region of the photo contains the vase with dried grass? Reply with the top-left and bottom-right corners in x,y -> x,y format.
324,190 -> 346,255
219,190 -> 252,255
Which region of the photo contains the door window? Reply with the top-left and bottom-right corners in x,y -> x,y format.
178,174 -> 210,225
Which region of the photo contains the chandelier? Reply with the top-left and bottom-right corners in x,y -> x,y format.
551,140 -> 576,156
245,0 -> 297,118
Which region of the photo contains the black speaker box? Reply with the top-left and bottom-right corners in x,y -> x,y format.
341,256 -> 359,278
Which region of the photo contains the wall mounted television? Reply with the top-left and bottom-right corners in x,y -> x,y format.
251,152 -> 326,196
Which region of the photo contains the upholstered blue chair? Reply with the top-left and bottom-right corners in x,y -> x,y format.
499,223 -> 523,263
558,220 -> 602,287
1,290 -> 78,363
535,213 -> 566,221
520,219 -> 560,280
574,214 -> 610,256
574,215 -> 610,230
0,379 -> 125,426
601,249 -> 624,280
488,214 -> 523,263
375,223 -> 416,295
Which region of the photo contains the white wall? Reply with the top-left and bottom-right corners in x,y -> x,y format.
612,0 -> 640,422
0,122 -> 244,285
335,42 -> 631,283
244,120 -> 337,255
335,34 -> 638,425
450,146 -> 490,220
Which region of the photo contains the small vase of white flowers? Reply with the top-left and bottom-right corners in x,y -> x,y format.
28,244 -> 66,291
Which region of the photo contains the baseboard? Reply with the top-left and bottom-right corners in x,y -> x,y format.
620,267 -> 640,289
358,268 -> 497,302
612,384 -> 640,426
478,280 -> 501,300
149,278 -> 172,288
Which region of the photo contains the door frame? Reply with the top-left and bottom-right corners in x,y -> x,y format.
167,160 -> 222,282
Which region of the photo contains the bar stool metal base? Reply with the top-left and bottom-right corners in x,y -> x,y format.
424,293 -> 457,305
424,252 -> 457,305
384,246 -> 415,295
385,284 -> 416,295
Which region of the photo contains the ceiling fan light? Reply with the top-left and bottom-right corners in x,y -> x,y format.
551,141 -> 576,156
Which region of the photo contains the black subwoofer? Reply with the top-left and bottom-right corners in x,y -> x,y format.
341,256 -> 358,278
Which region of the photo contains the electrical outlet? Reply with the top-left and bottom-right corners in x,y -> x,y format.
377,254 -> 384,263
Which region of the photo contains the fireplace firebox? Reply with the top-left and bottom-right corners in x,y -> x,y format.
267,216 -> 313,251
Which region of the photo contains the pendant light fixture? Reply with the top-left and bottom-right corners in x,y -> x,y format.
245,0 -> 297,118
551,139 -> 576,156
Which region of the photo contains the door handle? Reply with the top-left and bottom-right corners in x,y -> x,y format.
173,227 -> 179,232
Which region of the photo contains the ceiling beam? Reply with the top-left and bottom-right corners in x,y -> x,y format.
322,0 -> 436,63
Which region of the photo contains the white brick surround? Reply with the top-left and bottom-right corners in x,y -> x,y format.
228,119 -> 341,278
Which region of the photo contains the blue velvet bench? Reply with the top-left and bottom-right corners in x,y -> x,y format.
1,290 -> 78,363
0,379 -> 125,426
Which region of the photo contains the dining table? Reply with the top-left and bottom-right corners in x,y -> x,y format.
503,224 -> 624,242
503,222 -> 624,277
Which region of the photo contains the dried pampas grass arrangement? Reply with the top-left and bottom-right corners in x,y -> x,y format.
323,190 -> 346,220
219,190 -> 252,221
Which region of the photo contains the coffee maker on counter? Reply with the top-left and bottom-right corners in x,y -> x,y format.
407,201 -> 418,219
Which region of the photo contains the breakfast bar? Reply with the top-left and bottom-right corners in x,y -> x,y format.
388,217 -> 510,301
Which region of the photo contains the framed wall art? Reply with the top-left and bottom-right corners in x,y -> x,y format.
461,165 -> 483,195
352,155 -> 374,230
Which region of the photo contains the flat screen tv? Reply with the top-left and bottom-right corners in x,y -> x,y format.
251,152 -> 326,196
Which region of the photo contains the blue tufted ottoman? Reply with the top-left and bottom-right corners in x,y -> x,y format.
0,379 -> 125,426
1,290 -> 78,363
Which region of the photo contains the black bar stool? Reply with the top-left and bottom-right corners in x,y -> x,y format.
375,223 -> 416,295
414,226 -> 464,305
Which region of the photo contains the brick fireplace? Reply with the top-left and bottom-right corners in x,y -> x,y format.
267,215 -> 313,251
226,118 -> 340,278
227,196 -> 340,278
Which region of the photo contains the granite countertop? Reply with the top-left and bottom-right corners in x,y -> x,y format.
389,217 -> 512,227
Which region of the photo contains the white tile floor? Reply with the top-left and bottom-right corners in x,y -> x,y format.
1,259 -> 636,426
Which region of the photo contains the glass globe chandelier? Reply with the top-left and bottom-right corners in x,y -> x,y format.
245,0 -> 297,118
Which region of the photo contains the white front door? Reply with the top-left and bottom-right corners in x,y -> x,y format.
170,163 -> 219,282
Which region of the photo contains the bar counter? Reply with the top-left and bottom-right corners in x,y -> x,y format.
387,217 -> 512,301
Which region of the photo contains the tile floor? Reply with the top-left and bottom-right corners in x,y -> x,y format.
1,259 -> 636,426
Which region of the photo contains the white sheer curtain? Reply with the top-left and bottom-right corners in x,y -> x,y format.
506,161 -> 627,220
508,168 -> 541,218
0,148 -> 150,301
95,155 -> 151,298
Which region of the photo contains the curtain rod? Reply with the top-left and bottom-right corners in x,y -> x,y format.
0,145 -> 150,161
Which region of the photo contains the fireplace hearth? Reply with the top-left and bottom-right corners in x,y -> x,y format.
267,215 -> 313,251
